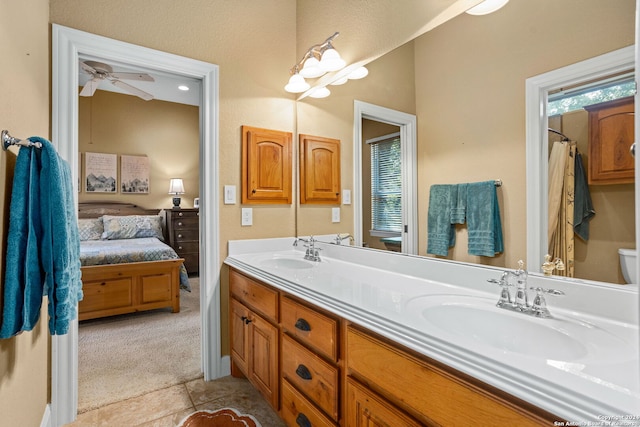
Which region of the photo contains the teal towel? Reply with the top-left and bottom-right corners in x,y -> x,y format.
451,183 -> 467,224
573,152 -> 595,241
0,148 -> 44,338
466,181 -> 503,257
427,184 -> 456,256
0,137 -> 82,339
31,136 -> 83,335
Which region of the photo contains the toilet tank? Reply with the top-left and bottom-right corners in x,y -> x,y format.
618,248 -> 637,284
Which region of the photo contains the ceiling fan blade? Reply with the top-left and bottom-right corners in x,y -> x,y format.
79,77 -> 101,97
109,72 -> 155,82
80,61 -> 98,75
111,79 -> 154,101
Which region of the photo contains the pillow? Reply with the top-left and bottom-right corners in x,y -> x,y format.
101,215 -> 164,241
78,218 -> 103,241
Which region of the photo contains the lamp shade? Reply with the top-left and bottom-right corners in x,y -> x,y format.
168,178 -> 185,194
300,56 -> 325,78
308,86 -> 330,99
319,47 -> 345,72
284,73 -> 310,93
347,66 -> 369,80
466,0 -> 509,15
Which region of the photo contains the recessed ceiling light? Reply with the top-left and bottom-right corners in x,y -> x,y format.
178,85 -> 189,91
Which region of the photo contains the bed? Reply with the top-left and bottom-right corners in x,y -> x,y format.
77,202 -> 190,321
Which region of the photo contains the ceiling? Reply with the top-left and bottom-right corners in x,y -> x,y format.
78,54 -> 201,106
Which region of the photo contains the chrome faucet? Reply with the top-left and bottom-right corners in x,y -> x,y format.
487,260 -> 564,318
334,233 -> 354,245
293,236 -> 322,262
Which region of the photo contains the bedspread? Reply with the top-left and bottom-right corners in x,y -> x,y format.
80,237 -> 191,291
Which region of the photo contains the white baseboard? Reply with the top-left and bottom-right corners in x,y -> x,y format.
41,404 -> 51,427
220,355 -> 231,377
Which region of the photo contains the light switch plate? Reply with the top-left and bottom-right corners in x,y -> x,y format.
241,208 -> 253,226
332,207 -> 340,223
224,185 -> 236,204
342,189 -> 351,205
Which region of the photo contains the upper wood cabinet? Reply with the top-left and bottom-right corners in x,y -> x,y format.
242,126 -> 292,204
584,96 -> 635,185
299,134 -> 341,204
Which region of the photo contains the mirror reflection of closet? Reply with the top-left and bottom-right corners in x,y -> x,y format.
547,72 -> 635,284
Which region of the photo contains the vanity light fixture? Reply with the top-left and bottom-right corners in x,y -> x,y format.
308,86 -> 331,99
466,0 -> 509,15
285,32 -> 346,94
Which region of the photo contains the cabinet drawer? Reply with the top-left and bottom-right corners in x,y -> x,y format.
346,326 -> 548,426
281,296 -> 338,361
173,242 -> 199,254
345,377 -> 423,427
230,269 -> 278,321
171,216 -> 199,230
80,278 -> 132,313
173,229 -> 199,242
282,334 -> 339,420
281,380 -> 336,427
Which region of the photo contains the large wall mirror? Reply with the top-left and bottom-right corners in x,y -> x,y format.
295,0 -> 636,287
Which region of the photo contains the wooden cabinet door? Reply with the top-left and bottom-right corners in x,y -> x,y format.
248,312 -> 279,409
299,134 -> 341,204
242,125 -> 292,204
345,378 -> 423,427
230,299 -> 250,377
585,96 -> 635,184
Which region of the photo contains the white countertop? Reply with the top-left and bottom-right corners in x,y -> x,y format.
224,237 -> 640,424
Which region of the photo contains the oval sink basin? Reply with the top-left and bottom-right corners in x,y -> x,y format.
260,257 -> 314,270
406,295 -> 632,362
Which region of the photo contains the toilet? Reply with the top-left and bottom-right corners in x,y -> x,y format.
618,248 -> 637,284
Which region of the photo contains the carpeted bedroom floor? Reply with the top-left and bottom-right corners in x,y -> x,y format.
77,277 -> 203,413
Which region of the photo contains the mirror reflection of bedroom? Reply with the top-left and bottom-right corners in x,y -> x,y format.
76,60 -> 201,412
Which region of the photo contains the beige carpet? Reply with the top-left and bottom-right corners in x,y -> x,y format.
78,277 -> 202,413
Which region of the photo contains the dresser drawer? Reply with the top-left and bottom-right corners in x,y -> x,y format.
172,229 -> 199,242
281,296 -> 338,361
229,269 -> 278,321
173,241 -> 199,254
282,334 -> 339,420
171,216 -> 198,230
281,380 -> 337,427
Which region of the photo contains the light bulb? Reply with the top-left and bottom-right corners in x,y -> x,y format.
284,73 -> 310,93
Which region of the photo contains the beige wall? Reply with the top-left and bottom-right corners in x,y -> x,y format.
414,0 -> 635,270
78,90 -> 200,209
0,1 -> 51,426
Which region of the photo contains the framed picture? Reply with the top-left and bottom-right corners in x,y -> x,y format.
85,152 -> 117,193
120,155 -> 150,194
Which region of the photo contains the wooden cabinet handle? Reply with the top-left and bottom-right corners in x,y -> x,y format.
295,413 -> 311,427
241,316 -> 252,325
295,364 -> 312,380
252,189 -> 256,194
294,318 -> 311,332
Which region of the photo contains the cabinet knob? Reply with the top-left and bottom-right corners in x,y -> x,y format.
178,212 -> 184,216
178,246 -> 183,250
295,364 -> 312,380
294,318 -> 311,332
178,234 -> 183,238
178,221 -> 183,226
295,413 -> 311,427
631,142 -> 636,157
252,189 -> 256,194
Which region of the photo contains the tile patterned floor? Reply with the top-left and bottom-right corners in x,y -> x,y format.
64,376 -> 286,427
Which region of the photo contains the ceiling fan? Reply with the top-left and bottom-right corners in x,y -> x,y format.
79,60 -> 155,101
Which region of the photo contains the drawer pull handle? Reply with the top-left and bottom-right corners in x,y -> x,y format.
295,364 -> 312,380
294,318 -> 311,332
178,246 -> 183,250
295,413 -> 311,427
241,316 -> 252,325
178,234 -> 183,238
178,222 -> 183,226
178,212 -> 184,216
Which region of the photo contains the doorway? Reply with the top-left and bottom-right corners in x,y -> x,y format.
353,101 -> 418,254
51,24 -> 222,426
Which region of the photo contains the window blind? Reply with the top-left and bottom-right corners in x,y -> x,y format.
371,136 -> 402,233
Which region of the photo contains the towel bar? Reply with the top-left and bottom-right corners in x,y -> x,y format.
2,130 -> 42,151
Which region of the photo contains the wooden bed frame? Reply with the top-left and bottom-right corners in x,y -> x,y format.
78,202 -> 183,321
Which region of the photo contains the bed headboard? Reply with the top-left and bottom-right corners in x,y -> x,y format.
78,202 -> 161,219
78,202 -> 168,241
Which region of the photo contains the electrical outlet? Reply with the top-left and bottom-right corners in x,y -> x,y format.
241,208 -> 253,226
332,207 -> 340,223
224,185 -> 236,204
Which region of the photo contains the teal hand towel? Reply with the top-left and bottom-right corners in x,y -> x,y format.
30,136 -> 83,335
427,184 -> 456,256
466,181 -> 504,257
573,152 -> 595,241
451,183 -> 467,224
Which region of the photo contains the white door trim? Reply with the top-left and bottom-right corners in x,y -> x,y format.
353,100 -> 418,254
51,24 -> 221,426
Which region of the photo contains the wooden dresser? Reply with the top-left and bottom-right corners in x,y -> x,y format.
165,208 -> 199,275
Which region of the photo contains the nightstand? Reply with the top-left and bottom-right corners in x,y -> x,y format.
166,208 -> 199,275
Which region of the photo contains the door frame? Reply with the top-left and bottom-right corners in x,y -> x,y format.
51,24 -> 222,426
353,101 -> 418,254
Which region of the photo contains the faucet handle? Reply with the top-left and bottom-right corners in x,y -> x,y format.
528,287 -> 564,318
529,287 -> 565,296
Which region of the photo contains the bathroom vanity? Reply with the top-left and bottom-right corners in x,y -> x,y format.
225,237 -> 639,425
